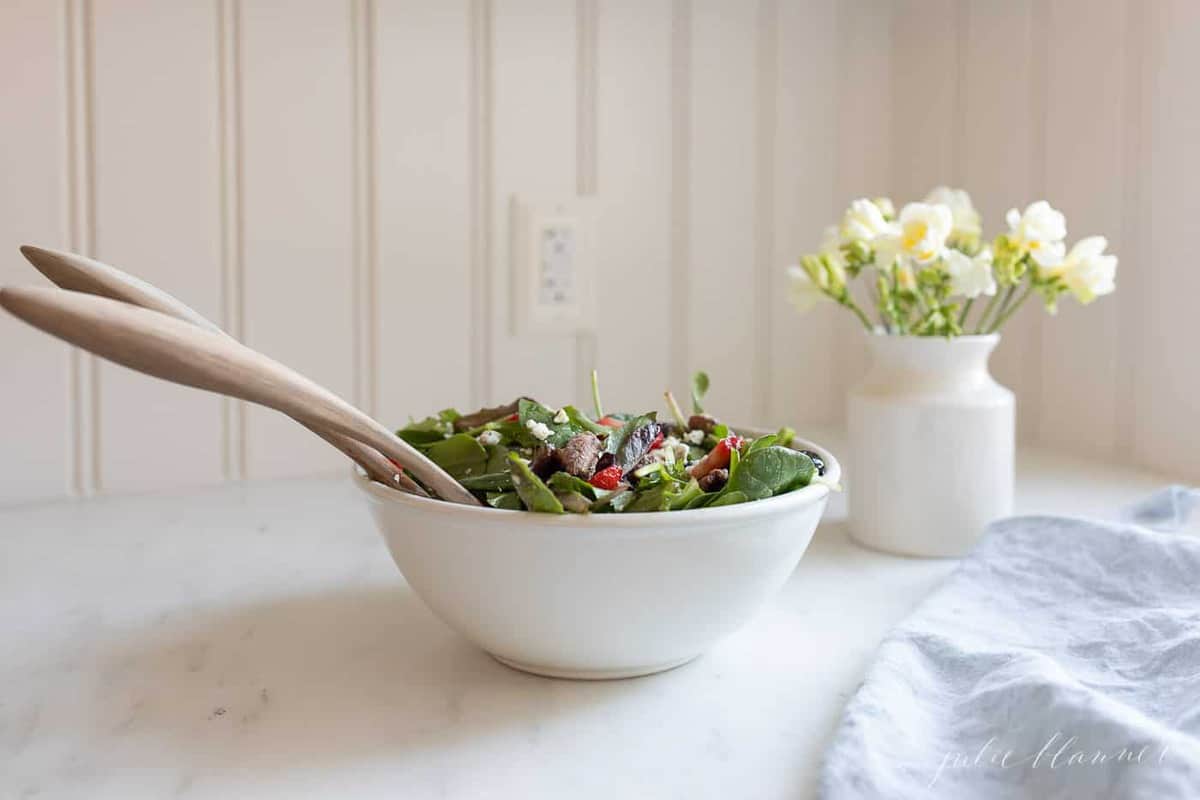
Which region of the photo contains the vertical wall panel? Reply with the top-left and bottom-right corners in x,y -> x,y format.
888,0 -> 960,201
1037,0 -> 1125,458
960,0 -> 1042,441
769,0 -> 840,427
489,0 -> 577,407
1138,0 -> 1200,480
0,2 -> 70,504
593,0 -> 673,412
687,0 -> 758,423
373,0 -> 472,426
90,0 -> 224,492
831,0 -> 892,413
240,0 -> 356,477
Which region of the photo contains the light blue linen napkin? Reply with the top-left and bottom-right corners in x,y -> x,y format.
820,488 -> 1200,799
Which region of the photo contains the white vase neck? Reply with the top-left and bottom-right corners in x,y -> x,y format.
860,334 -> 1001,393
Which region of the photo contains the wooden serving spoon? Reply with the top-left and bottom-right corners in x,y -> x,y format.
0,285 -> 480,506
18,245 -> 424,496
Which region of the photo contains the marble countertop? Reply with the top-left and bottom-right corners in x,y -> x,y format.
0,441 -> 1175,799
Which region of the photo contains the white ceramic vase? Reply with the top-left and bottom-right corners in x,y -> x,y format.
848,333 -> 1014,558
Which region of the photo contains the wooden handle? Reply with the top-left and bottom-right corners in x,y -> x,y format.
19,245 -> 427,496
0,286 -> 478,505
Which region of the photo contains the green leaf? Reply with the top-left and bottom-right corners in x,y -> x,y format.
685,491 -> 720,510
690,371 -> 710,414
459,471 -> 514,491
775,426 -> 796,447
563,405 -> 610,436
517,398 -> 583,447
425,434 -> 488,479
486,491 -> 524,510
591,369 -> 604,419
710,490 -> 747,507
719,445 -> 815,501
484,444 -> 511,474
396,415 -> 453,446
555,491 -> 593,514
547,471 -> 602,500
669,478 -> 705,510
508,453 -> 564,513
591,489 -> 635,513
746,434 -> 778,453
623,483 -> 673,513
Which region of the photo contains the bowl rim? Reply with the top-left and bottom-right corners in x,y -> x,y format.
351,427 -> 841,529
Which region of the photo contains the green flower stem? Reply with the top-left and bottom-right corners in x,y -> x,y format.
837,291 -> 875,331
987,283 -> 1035,333
973,290 -> 1004,334
958,297 -> 975,327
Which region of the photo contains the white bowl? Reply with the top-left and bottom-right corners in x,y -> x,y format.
352,432 -> 840,679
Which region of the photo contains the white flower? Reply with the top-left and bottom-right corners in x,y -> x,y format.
924,186 -> 981,240
786,265 -> 830,314
525,419 -> 553,441
873,202 -> 953,272
1057,236 -> 1117,304
477,429 -> 501,446
552,408 -> 569,424
943,248 -> 996,299
1006,201 -> 1067,268
817,225 -> 845,271
839,198 -> 894,244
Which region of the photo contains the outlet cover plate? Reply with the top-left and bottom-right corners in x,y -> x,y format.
510,195 -> 597,335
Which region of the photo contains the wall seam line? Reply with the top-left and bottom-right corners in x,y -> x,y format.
468,0 -> 494,407
669,0 -> 691,400
753,0 -> 778,426
574,0 -> 598,405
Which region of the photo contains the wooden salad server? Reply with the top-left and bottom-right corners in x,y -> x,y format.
18,245 -> 424,496
0,285 -> 480,506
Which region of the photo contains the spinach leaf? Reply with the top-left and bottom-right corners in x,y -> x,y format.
484,443 -> 510,474
426,434 -> 488,479
555,491 -> 592,514
547,471 -> 602,500
591,489 -> 635,513
669,478 -> 704,510
746,434 -> 778,454
691,371 -> 710,414
459,471 -> 514,491
486,491 -> 524,510
710,490 -> 747,507
396,416 -> 452,446
623,483 -> 673,512
508,453 -> 564,513
517,398 -> 585,447
563,405 -> 610,436
719,445 -> 815,501
685,491 -> 720,510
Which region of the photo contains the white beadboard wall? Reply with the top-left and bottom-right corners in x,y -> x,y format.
1,0 -> 1197,505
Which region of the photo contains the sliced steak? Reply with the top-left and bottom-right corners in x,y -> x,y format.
558,432 -> 602,478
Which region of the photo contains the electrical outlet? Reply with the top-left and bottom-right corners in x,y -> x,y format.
511,195 -> 596,335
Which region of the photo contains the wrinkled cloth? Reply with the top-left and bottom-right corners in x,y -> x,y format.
821,491 -> 1200,799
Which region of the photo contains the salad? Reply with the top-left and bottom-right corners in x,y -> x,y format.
395,371 -> 830,514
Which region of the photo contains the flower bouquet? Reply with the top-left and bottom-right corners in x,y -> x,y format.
788,188 -> 1118,337
795,188 -> 1120,557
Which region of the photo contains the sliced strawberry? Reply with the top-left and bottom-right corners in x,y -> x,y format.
504,413 -> 519,421
597,415 -> 625,429
589,464 -> 624,490
648,432 -> 665,451
688,434 -> 745,479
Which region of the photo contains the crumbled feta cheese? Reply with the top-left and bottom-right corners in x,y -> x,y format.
477,429 -> 502,446
525,419 -> 553,441
553,408 -> 569,424
685,429 -> 705,445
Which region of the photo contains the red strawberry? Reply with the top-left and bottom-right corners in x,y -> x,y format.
589,465 -> 624,490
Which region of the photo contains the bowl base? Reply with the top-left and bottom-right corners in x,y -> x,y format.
489,652 -> 700,680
